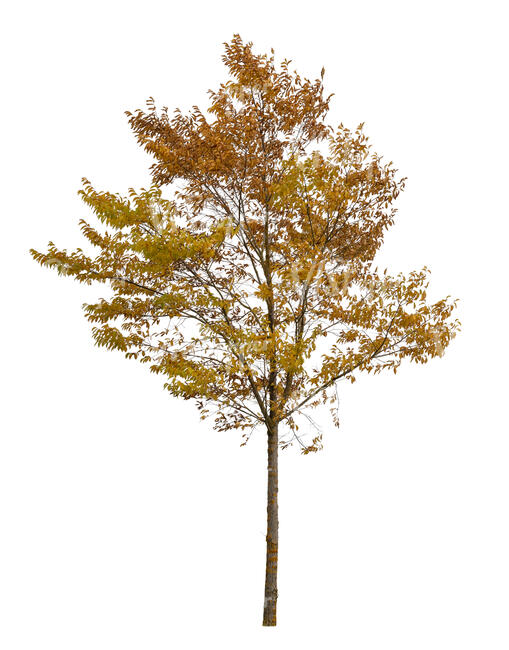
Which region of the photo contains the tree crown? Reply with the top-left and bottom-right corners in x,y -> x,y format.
30,35 -> 460,452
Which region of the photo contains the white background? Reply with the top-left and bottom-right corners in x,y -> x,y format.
2,1 -> 508,648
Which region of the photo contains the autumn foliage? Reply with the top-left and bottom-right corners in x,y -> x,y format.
30,35 -> 459,625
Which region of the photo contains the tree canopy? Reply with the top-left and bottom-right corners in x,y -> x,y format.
30,34 -> 460,452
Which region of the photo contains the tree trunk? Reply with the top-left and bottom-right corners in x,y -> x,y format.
262,421 -> 279,626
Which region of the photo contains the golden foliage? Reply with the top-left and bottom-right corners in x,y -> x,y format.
30,35 -> 459,451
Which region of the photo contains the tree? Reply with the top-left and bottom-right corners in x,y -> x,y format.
30,34 -> 460,626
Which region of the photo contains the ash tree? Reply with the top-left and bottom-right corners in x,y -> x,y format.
31,34 -> 459,626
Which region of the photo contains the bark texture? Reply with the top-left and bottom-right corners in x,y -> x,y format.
262,422 -> 279,626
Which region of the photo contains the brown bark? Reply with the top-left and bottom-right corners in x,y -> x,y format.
262,421 -> 279,626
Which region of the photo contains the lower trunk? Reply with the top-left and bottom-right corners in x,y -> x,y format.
262,422 -> 279,626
